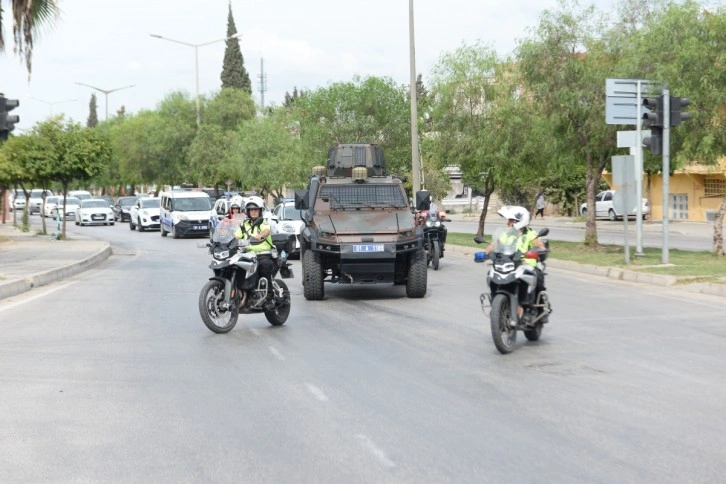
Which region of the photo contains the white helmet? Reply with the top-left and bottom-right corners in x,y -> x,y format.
244,195 -> 265,214
497,205 -> 530,230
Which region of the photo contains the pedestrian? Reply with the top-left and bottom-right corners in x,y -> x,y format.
535,193 -> 545,219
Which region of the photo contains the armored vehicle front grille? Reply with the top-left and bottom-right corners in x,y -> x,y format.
320,185 -> 407,210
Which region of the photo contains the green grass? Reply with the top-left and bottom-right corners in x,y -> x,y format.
448,232 -> 726,282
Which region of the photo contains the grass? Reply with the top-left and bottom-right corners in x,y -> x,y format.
447,232 -> 726,282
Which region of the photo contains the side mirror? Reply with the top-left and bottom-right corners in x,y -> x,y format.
537,228 -> 549,238
473,236 -> 486,244
294,189 -> 309,210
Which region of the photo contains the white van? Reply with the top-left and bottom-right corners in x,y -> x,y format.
159,191 -> 213,238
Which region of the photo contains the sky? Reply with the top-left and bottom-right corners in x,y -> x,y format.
1,0 -> 620,132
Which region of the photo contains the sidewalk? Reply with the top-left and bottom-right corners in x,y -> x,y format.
0,221 -> 111,300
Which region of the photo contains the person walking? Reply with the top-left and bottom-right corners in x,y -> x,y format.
535,193 -> 545,219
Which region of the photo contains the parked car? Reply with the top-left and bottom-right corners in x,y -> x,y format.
51,197 -> 81,220
272,199 -> 304,256
75,199 -> 115,226
27,189 -> 54,215
42,196 -> 61,218
68,190 -> 93,202
580,190 -> 649,221
129,197 -> 161,231
10,191 -> 26,212
113,196 -> 137,222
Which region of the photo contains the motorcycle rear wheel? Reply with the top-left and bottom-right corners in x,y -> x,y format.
265,279 -> 291,326
490,294 -> 516,354
524,322 -> 543,341
199,279 -> 239,333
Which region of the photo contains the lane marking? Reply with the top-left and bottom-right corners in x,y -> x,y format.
268,346 -> 285,361
355,434 -> 396,468
305,383 -> 329,402
0,280 -> 80,313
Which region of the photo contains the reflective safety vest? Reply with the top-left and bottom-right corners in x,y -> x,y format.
517,228 -> 538,266
235,219 -> 273,253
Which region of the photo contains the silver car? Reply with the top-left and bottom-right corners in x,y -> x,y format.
75,199 -> 115,226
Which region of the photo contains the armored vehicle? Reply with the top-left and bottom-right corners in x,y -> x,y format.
295,143 -> 427,299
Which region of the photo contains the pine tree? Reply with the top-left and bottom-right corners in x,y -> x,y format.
87,93 -> 99,127
220,3 -> 251,92
283,87 -> 307,108
116,105 -> 126,119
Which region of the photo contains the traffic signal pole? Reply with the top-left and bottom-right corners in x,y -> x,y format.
662,86 -> 670,264
635,82 -> 644,257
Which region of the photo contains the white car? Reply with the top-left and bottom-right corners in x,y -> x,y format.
27,189 -> 54,215
68,190 -> 93,202
51,197 -> 81,220
272,200 -> 304,255
75,199 -> 115,226
10,191 -> 26,212
580,190 -> 649,221
43,196 -> 61,217
129,197 -> 161,231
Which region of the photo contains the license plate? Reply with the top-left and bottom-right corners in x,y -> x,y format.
353,244 -> 384,253
92,215 -> 103,220
193,225 -> 208,230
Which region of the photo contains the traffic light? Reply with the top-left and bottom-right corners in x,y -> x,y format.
670,96 -> 691,127
642,95 -> 664,155
0,94 -> 20,141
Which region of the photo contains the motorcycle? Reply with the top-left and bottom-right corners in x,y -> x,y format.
420,209 -> 449,270
474,227 -> 552,354
198,217 -> 296,333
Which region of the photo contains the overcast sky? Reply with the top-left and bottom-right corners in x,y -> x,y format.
1,0 -> 619,131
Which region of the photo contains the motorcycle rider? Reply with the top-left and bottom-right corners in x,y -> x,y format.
485,206 -> 546,319
235,196 -> 275,308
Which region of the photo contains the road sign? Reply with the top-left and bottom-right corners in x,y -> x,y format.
611,155 -> 635,187
613,188 -> 637,216
605,78 -> 658,125
617,130 -> 651,148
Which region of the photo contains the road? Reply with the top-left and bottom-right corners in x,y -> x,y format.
446,217 -> 714,251
1,220 -> 725,482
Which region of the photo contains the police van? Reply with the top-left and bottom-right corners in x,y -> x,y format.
159,190 -> 213,238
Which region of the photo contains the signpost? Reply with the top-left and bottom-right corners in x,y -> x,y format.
611,155 -> 636,263
607,78 -> 657,258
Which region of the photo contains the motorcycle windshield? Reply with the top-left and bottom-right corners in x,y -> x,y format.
213,218 -> 237,244
491,227 -> 519,256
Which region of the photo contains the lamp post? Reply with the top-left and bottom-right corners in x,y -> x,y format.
150,32 -> 241,126
74,82 -> 135,121
409,0 -> 421,193
28,96 -> 77,116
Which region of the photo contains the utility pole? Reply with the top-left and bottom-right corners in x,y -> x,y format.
258,57 -> 267,109
409,0 -> 421,193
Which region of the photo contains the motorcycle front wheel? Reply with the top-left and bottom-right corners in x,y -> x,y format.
432,240 -> 440,271
265,279 -> 291,326
490,293 -> 516,354
199,279 -> 239,333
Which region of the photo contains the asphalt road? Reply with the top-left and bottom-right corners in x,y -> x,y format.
1,221 -> 725,482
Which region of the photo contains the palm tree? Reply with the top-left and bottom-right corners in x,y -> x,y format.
0,0 -> 60,75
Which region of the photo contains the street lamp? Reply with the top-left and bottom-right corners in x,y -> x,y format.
150,32 -> 241,126
74,82 -> 135,121
28,96 -> 77,116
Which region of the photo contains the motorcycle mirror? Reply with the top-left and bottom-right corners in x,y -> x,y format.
473,236 -> 486,244
537,228 -> 549,237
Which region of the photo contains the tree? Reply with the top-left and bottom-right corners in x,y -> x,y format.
203,88 -> 256,131
87,94 -> 99,128
615,0 -> 726,254
0,0 -> 60,75
516,0 -> 619,246
0,135 -> 38,230
292,76 -> 411,177
283,87 -> 308,108
220,3 -> 251,92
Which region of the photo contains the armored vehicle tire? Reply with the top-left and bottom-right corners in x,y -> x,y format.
406,249 -> 427,298
303,249 -> 324,300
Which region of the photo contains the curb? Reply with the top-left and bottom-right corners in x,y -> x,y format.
445,243 -> 726,297
0,242 -> 112,301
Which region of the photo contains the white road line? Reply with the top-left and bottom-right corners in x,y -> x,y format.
0,280 -> 80,313
268,346 -> 285,361
355,434 -> 396,468
305,383 -> 329,402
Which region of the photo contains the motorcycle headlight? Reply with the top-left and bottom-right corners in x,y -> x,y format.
425,220 -> 433,227
435,221 -> 441,227
214,249 -> 230,259
494,262 -> 515,273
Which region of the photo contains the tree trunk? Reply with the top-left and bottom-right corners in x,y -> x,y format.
61,183 -> 68,240
584,152 -> 599,246
713,193 -> 726,256
475,179 -> 495,237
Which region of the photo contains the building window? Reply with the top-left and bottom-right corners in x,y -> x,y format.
704,178 -> 726,198
670,194 -> 688,220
